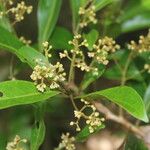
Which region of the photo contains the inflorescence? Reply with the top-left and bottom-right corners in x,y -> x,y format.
30,42 -> 66,92
59,34 -> 120,76
128,29 -> 150,53
55,133 -> 75,150
0,1 -> 33,23
6,135 -> 27,150
70,99 -> 105,133
78,1 -> 97,28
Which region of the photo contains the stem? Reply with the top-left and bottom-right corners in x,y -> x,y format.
70,95 -> 79,111
119,51 -> 133,116
94,101 -> 144,138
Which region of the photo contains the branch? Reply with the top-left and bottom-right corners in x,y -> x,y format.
93,101 -> 144,138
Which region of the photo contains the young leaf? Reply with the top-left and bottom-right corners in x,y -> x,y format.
83,29 -> 99,50
50,26 -> 73,50
0,80 -> 60,110
30,120 -> 46,150
79,86 -> 148,122
38,0 -> 62,46
76,124 -> 105,142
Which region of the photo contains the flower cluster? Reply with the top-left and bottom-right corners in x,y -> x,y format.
88,36 -> 120,65
70,99 -> 105,133
30,62 -> 66,92
128,29 -> 150,53
144,64 -> 150,73
60,34 -> 120,76
0,1 -> 33,22
6,135 -> 27,150
59,34 -> 91,72
31,42 -> 66,92
19,36 -> 31,45
79,2 -> 97,28
55,133 -> 75,150
42,41 -> 52,58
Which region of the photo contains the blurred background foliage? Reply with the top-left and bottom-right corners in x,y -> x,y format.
0,0 -> 150,149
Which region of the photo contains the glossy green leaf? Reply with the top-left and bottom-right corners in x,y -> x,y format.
81,63 -> 105,90
38,0 -> 62,46
0,80 -> 60,110
144,84 -> 150,117
18,46 -> 48,68
121,14 -> 150,33
30,120 -> 46,150
83,29 -> 99,50
76,124 -> 105,142
94,0 -> 113,11
0,26 -> 48,68
50,26 -> 73,50
0,26 -> 24,53
79,86 -> 148,122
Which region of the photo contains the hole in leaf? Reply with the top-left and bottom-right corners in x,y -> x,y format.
0,92 -> 3,97
36,121 -> 40,128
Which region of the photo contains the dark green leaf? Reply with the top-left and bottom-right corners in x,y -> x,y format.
30,120 -> 46,150
0,80 -> 60,110
50,26 -> 73,50
94,0 -> 113,11
81,63 -> 105,90
38,0 -> 62,46
76,124 -> 105,142
79,86 -> 148,122
83,29 -> 99,50
125,134 -> 148,150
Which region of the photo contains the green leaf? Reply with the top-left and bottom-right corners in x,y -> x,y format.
121,14 -> 150,33
81,63 -> 105,90
18,46 -> 48,68
76,124 -> 105,142
0,80 -> 60,110
94,0 -> 113,11
79,86 -> 148,122
30,120 -> 46,150
0,4 -> 12,31
38,0 -> 62,46
144,84 -> 150,117
83,29 -> 99,50
0,26 -> 48,68
69,0 -> 80,29
0,26 -> 24,53
50,26 -> 73,50
125,134 -> 148,150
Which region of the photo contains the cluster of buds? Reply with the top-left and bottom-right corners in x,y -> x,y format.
144,64 -> 150,73
59,34 -> 91,72
6,135 -> 27,150
78,2 -> 97,28
0,1 -> 33,22
55,133 -> 75,150
88,36 -> 120,65
42,41 -> 52,58
70,99 -> 105,133
19,36 -> 31,45
30,61 -> 66,92
31,42 -> 66,92
128,30 -> 150,53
